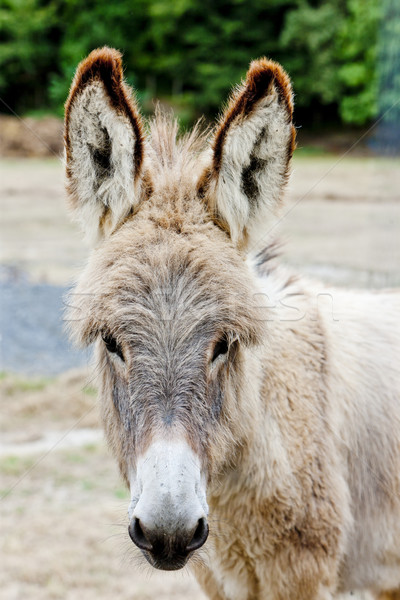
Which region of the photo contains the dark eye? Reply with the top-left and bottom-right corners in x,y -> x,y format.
102,334 -> 124,361
212,337 -> 229,362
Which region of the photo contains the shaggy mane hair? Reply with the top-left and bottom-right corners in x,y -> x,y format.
146,108 -> 211,185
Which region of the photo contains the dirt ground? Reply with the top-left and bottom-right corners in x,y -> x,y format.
0,115 -> 63,159
0,156 -> 399,286
0,156 -> 399,599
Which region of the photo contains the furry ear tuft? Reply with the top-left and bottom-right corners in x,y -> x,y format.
64,47 -> 146,243
244,58 -> 294,116
200,58 -> 296,252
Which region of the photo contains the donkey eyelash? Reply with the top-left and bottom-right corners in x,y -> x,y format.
102,334 -> 125,362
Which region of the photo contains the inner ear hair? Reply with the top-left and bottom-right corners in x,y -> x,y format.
213,59 -> 295,174
199,58 -> 296,249
65,46 -> 144,175
64,47 -> 147,243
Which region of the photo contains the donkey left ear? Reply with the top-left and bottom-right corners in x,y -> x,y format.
199,58 -> 296,251
64,47 -> 147,243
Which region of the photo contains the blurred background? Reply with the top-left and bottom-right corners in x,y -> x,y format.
0,1 -> 399,599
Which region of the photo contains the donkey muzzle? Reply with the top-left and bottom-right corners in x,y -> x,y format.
128,438 -> 209,570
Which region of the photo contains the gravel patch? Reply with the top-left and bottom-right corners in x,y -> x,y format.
0,266 -> 91,375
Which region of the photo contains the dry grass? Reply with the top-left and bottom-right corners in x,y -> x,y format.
0,369 -> 98,435
0,370 -> 207,600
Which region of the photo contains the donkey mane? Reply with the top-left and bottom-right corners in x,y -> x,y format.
147,110 -> 210,179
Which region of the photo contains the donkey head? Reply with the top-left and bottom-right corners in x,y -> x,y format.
65,47 -> 295,570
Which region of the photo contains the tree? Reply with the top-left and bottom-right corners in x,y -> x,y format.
0,0 -> 385,127
336,0 -> 381,124
0,0 -> 59,113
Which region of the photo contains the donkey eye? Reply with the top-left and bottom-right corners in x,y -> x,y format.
102,334 -> 124,361
212,337 -> 229,362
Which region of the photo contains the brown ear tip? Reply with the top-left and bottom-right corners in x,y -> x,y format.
247,57 -> 292,93
77,46 -> 123,82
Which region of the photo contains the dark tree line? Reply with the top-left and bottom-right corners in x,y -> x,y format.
0,0 -> 385,126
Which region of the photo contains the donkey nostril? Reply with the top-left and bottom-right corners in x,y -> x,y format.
186,517 -> 209,553
129,516 -> 208,558
129,518 -> 153,552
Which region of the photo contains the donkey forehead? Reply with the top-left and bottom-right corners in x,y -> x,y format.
73,225 -> 263,345
97,242 -> 243,320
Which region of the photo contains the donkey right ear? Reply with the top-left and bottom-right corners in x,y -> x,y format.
199,58 -> 296,252
64,47 -> 146,243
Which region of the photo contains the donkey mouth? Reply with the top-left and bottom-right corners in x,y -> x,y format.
141,550 -> 191,571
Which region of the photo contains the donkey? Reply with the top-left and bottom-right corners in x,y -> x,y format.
64,48 -> 400,599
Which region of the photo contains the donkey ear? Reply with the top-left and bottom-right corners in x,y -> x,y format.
199,58 -> 296,251
64,47 -> 146,243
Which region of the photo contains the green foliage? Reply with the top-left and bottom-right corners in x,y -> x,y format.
0,0 -> 391,125
48,0 -> 153,113
139,0 -> 291,119
336,0 -> 381,124
281,0 -> 381,124
0,0 -> 59,112
281,2 -> 343,107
